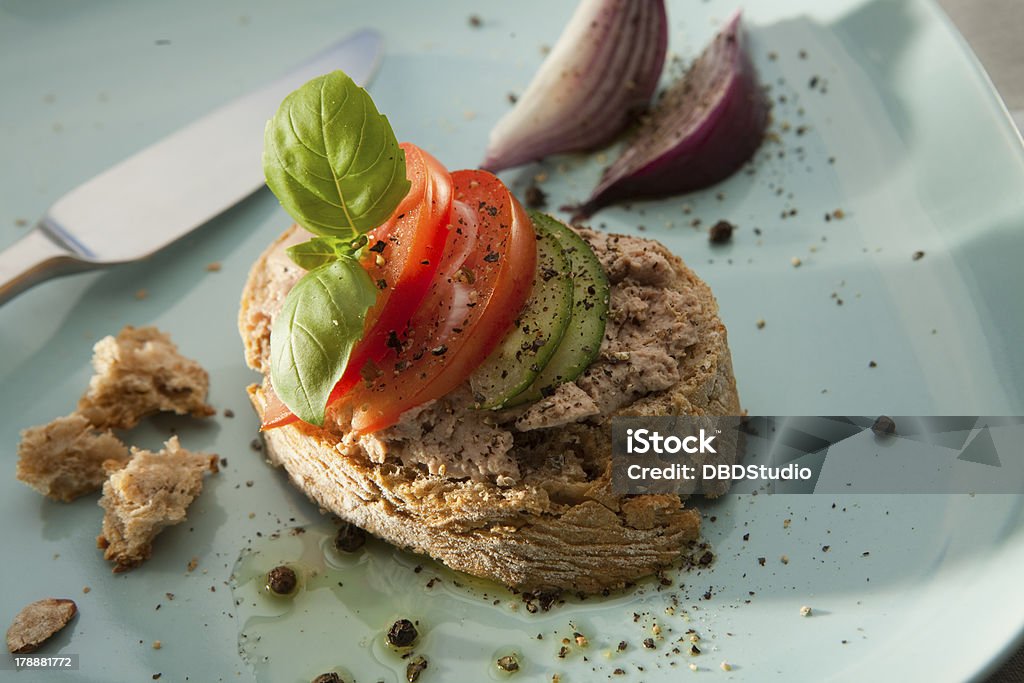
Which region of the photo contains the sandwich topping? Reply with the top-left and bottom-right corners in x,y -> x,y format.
260,70 -> 614,434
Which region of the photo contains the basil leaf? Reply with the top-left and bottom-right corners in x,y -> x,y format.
263,70 -> 411,239
286,236 -> 351,270
269,257 -> 377,426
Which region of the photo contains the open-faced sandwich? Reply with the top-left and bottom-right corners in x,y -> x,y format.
238,70 -> 740,594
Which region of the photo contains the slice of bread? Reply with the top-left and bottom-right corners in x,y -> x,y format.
239,225 -> 740,593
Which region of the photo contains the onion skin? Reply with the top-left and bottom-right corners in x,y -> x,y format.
481,0 -> 667,173
568,11 -> 769,221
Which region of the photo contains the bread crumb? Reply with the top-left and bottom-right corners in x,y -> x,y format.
6,598 -> 77,653
16,414 -> 130,501
205,262 -> 222,272
780,555 -> 790,565
721,661 -> 732,671
135,289 -> 148,300
756,319 -> 766,330
186,557 -> 199,572
82,587 -> 90,594
688,663 -> 698,671
78,326 -> 215,429
96,437 -> 218,572
152,640 -> 162,649
791,256 -> 802,267
800,605 -> 812,617
783,518 -> 791,529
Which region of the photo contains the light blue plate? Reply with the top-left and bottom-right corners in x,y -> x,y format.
2,1 -> 1023,681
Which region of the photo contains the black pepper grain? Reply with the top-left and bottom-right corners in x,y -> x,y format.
406,656 -> 428,682
334,523 -> 366,553
872,415 -> 896,437
708,220 -> 734,245
912,250 -> 925,261
266,565 -> 297,595
387,619 -> 419,648
311,674 -> 342,683
643,638 -> 655,649
496,654 -> 520,672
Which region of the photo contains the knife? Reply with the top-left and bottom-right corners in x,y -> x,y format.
0,29 -> 383,306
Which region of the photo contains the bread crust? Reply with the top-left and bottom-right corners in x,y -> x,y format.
240,226 -> 740,593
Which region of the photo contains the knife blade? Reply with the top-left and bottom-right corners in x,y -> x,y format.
0,29 -> 383,305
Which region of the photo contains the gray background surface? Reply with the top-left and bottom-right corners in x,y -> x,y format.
936,2 -> 1024,680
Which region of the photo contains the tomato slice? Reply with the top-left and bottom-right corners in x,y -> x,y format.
261,142 -> 453,430
344,170 -> 537,434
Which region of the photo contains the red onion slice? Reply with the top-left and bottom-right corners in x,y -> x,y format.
568,11 -> 769,221
481,0 -> 668,173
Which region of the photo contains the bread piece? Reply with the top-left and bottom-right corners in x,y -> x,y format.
96,436 -> 218,572
16,414 -> 130,502
240,226 -> 740,593
5,598 -> 77,654
78,326 -> 215,429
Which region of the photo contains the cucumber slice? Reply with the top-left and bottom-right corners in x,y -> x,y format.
504,213 -> 610,407
470,217 -> 574,409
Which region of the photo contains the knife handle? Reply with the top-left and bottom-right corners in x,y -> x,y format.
0,230 -> 91,306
